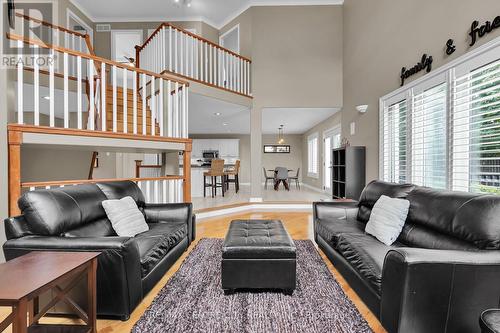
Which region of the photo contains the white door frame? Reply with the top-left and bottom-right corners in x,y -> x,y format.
219,24 -> 240,53
66,9 -> 93,44
323,125 -> 341,194
111,29 -> 143,63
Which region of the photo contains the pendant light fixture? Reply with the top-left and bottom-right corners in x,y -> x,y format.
277,125 -> 285,144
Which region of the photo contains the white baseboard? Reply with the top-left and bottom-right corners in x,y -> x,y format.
301,183 -> 327,194
196,202 -> 312,220
249,197 -> 263,202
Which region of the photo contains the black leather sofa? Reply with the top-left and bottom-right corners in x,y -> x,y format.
314,180 -> 500,333
3,181 -> 195,320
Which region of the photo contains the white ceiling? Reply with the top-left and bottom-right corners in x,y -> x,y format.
189,93 -> 250,134
71,0 -> 343,29
189,93 -> 339,135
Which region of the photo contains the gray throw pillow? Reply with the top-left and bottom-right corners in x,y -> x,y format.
102,196 -> 149,237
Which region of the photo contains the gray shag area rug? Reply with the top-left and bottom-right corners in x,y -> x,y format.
132,238 -> 373,333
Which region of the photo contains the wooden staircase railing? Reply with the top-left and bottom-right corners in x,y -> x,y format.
9,32 -> 189,139
136,22 -> 252,98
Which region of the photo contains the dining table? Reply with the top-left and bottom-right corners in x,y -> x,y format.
268,169 -> 294,191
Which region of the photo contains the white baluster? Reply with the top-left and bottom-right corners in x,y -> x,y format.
101,62 -> 106,131
151,76 -> 156,136
169,26 -> 173,72
209,45 -> 212,84
17,40 -> 23,124
146,181 -> 151,203
162,180 -> 167,203
175,82 -> 179,137
195,39 -> 199,80
159,78 -> 163,136
183,85 -> 188,138
142,73 -> 146,135
77,56 -> 82,129
167,80 -> 172,137
123,67 -> 127,133
174,29 -> 178,73
63,52 -> 69,128
89,59 -> 95,130
200,41 -> 204,81
190,36 -> 194,78
247,62 -> 251,95
133,71 -> 137,134
180,32 -> 184,75
161,27 -> 165,72
112,65 -> 117,132
154,180 -> 159,203
34,45 -> 40,126
49,49 -> 55,127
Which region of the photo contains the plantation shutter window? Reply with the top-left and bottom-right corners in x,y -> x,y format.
411,82 -> 448,189
452,58 -> 500,193
308,134 -> 319,177
382,99 -> 408,183
380,40 -> 500,194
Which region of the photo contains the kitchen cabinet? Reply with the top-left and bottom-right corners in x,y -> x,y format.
192,139 -> 239,158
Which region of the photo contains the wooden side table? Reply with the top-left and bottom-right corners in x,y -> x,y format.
0,251 -> 100,333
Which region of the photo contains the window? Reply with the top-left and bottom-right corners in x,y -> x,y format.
308,133 -> 319,177
380,38 -> 500,194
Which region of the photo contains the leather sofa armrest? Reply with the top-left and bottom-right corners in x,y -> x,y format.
381,248 -> 500,333
143,203 -> 194,243
313,201 -> 359,220
3,236 -> 142,320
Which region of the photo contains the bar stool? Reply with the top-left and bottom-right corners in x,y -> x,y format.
203,159 -> 226,198
224,160 -> 240,193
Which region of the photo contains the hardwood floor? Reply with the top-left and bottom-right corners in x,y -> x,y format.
0,211 -> 386,333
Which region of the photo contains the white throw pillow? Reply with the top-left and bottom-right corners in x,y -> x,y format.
102,196 -> 149,237
365,195 -> 410,246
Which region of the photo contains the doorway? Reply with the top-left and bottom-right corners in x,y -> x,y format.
323,126 -> 341,194
111,30 -> 142,87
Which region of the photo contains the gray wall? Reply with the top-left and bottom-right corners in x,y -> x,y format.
93,21 -> 219,60
342,0 -> 500,182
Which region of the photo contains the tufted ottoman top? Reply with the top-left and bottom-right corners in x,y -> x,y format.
222,220 -> 296,259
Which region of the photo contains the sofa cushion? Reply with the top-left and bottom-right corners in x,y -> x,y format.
96,181 -> 146,208
357,181 -> 415,223
62,218 -> 116,238
315,217 -> 365,248
336,233 -> 402,294
18,184 -> 108,236
135,222 -> 187,277
407,187 -> 500,249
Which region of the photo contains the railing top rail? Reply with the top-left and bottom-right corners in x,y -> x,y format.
22,175 -> 184,188
8,33 -> 190,86
137,22 -> 252,63
15,12 -> 87,38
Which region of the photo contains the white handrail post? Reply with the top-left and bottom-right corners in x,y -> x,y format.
101,62 -> 106,131
89,59 -> 95,131
151,75 -> 156,136
63,51 -> 68,128
77,56 -> 82,129
159,78 -> 164,136
167,80 -> 172,137
17,40 -> 23,124
112,65 -> 117,132
123,67 -> 128,133
49,49 -> 55,127
133,71 -> 137,134
142,73 -> 146,135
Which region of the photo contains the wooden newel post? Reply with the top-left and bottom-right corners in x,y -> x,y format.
8,130 -> 22,216
135,160 -> 143,178
134,45 -> 141,94
183,142 -> 192,203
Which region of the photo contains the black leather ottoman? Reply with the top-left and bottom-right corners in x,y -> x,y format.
480,309 -> 500,333
221,219 -> 296,295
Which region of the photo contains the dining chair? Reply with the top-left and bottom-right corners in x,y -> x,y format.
288,167 -> 300,189
203,159 -> 226,198
263,167 -> 274,189
224,160 -> 240,193
274,167 -> 290,191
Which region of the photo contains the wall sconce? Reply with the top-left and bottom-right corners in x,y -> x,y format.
356,105 -> 368,114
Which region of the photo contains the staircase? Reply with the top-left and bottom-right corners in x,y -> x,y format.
105,85 -> 160,135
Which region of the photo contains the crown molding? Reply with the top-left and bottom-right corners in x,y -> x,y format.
219,0 -> 343,30
70,0 -> 344,30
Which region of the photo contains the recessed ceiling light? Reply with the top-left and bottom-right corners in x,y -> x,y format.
42,96 -> 50,100
223,122 -> 228,126
214,112 -> 222,116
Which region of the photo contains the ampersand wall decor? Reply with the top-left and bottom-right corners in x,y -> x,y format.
445,39 -> 456,55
